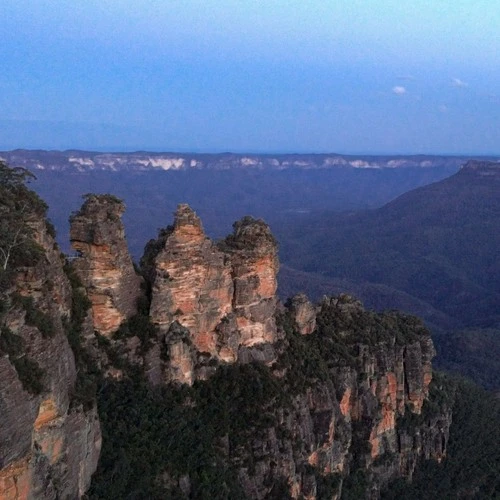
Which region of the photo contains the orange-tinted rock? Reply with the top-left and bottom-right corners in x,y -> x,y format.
70,195 -> 142,336
146,207 -> 279,383
223,216 -> 279,347
340,388 -> 352,418
34,398 -> 59,431
149,205 -> 234,357
0,458 -> 32,500
0,208 -> 101,500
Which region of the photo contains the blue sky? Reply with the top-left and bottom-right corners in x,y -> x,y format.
1,0 -> 499,153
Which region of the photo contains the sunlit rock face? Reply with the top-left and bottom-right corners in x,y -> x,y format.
145,205 -> 279,383
224,216 -> 279,347
70,194 -> 142,336
149,204 -> 234,357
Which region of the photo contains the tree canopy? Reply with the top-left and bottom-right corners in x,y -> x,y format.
0,161 -> 46,273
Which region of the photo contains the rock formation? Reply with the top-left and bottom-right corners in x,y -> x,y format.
149,204 -> 234,358
212,295 -> 450,498
70,194 -> 142,336
0,211 -> 101,499
145,205 -> 279,382
222,216 -> 279,348
0,180 -> 454,499
288,293 -> 316,335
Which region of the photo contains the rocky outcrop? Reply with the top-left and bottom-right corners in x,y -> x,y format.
222,216 -> 279,348
213,296 -> 450,499
149,204 -> 234,358
0,214 -> 101,499
70,194 -> 142,336
146,205 -> 279,383
288,293 -> 316,335
0,172 -> 458,499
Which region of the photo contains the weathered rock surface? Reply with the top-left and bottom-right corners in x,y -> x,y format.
70,194 -> 142,336
288,293 -> 316,335
0,216 -> 101,499
222,216 -> 279,348
216,296 -> 450,499
146,206 -> 279,383
149,204 -> 234,357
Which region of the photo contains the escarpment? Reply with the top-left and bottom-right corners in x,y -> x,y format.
71,201 -> 451,499
1,178 -> 455,500
0,176 -> 100,499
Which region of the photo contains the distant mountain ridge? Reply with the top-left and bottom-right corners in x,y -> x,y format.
1,149 -> 494,172
279,159 -> 500,328
278,160 -> 500,389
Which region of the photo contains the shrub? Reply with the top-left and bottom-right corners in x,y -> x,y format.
12,356 -> 45,395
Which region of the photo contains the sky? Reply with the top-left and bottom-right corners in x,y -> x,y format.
1,0 -> 500,154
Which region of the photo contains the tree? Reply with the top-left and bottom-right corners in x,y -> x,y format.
0,161 -> 46,272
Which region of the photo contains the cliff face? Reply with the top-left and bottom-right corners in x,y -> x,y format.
219,296 -> 450,499
146,205 -> 279,383
0,214 -> 101,499
70,195 -> 142,336
223,216 -> 279,348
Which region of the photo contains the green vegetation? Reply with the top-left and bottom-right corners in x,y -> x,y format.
12,356 -> 45,395
316,473 -> 342,499
63,261 -> 100,410
83,193 -> 122,205
114,309 -> 159,355
0,325 -> 45,394
434,328 -> 500,391
14,294 -> 55,338
87,366 -> 275,499
0,161 -> 46,276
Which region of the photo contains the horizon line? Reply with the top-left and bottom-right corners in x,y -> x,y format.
1,147 -> 500,158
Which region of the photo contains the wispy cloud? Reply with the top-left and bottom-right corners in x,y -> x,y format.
396,75 -> 415,81
452,78 -> 468,88
392,86 -> 407,95
438,104 -> 448,113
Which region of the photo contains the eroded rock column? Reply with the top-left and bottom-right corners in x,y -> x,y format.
149,204 -> 234,356
70,194 -> 142,336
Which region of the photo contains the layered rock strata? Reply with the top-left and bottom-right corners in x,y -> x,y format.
222,216 -> 279,347
70,194 -> 142,336
146,205 -> 279,381
0,215 -> 101,499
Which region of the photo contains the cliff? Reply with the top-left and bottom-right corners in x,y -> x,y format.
1,149 -> 472,172
82,202 -> 451,498
0,167 -> 101,499
0,176 -> 454,499
89,292 -> 451,499
224,295 -> 449,498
